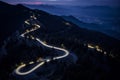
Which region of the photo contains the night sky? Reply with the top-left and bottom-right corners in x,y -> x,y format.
0,0 -> 120,6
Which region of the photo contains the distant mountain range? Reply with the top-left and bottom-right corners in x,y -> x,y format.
0,1 -> 31,45
62,15 -> 120,39
24,4 -> 120,40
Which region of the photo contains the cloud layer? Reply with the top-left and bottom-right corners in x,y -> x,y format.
1,0 -> 120,6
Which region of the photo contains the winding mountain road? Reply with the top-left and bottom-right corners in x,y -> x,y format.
14,15 -> 69,75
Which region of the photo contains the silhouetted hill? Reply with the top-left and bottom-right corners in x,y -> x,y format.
62,15 -> 120,40
62,15 -> 99,29
0,1 -> 30,45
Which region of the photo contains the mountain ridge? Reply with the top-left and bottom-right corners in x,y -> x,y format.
0,1 -> 120,80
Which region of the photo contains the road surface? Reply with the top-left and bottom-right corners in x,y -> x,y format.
14,15 -> 69,75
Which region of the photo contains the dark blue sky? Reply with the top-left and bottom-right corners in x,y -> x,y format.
1,0 -> 120,6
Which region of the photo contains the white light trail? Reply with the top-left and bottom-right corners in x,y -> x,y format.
15,62 -> 45,75
15,15 -> 69,75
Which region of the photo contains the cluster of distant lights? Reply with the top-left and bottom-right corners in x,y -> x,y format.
86,43 -> 116,58
87,44 -> 105,53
